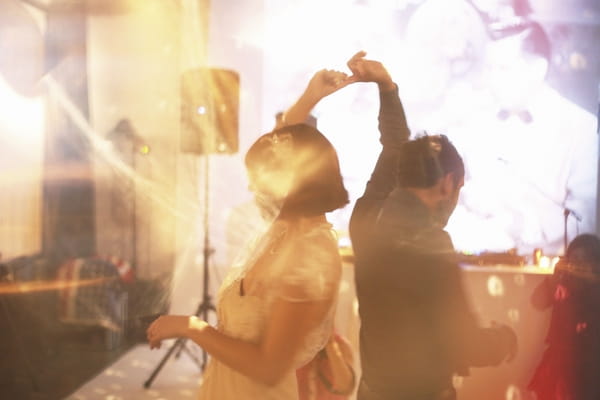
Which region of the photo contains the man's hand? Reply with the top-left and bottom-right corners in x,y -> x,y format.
491,321 -> 518,363
347,50 -> 395,92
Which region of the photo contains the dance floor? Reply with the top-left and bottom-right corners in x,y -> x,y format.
65,343 -> 203,400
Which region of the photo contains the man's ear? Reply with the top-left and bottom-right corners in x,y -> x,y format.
439,173 -> 455,196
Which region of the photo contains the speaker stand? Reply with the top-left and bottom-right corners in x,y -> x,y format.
143,154 -> 217,388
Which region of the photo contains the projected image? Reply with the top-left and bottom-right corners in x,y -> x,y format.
261,0 -> 598,258
442,14 -> 597,257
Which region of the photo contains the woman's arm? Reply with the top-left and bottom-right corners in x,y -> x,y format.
148,296 -> 333,386
279,69 -> 355,127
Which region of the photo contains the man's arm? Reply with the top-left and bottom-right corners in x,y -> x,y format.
348,52 -> 410,242
348,51 -> 410,203
439,261 -> 518,371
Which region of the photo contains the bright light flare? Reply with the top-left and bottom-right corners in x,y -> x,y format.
505,384 -> 522,400
538,256 -> 552,269
0,77 -> 44,151
507,308 -> 519,324
487,275 -> 505,297
139,144 -> 150,155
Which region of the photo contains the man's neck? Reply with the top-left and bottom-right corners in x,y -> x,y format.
405,186 -> 437,213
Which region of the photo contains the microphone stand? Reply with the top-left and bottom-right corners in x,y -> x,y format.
564,208 -> 583,254
496,157 -> 584,254
596,83 -> 600,234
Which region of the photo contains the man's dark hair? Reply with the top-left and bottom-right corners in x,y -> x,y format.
397,134 -> 464,188
245,123 -> 349,217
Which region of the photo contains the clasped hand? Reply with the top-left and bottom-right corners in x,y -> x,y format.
304,51 -> 395,101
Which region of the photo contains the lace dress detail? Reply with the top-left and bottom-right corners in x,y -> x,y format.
197,218 -> 342,400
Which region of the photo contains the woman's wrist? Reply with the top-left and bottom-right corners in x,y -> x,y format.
185,316 -> 209,338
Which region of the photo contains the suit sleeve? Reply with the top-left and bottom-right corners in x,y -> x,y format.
439,261 -> 516,373
350,85 -> 411,237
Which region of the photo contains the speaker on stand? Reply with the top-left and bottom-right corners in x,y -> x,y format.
180,68 -> 239,155
144,67 -> 239,388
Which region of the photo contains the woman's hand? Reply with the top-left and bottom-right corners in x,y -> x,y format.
280,68 -> 355,126
146,315 -> 193,349
304,69 -> 356,102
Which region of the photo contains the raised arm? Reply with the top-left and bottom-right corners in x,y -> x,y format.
348,52 -> 411,244
347,51 -> 410,203
279,69 -> 355,127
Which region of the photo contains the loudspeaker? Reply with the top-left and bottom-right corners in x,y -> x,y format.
180,68 -> 239,154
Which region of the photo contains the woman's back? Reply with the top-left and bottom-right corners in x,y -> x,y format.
198,217 -> 342,399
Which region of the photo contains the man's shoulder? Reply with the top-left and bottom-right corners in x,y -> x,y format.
396,227 -> 455,256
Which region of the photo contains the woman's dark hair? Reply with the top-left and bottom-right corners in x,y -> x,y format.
245,123 -> 349,218
566,234 -> 600,274
397,134 -> 464,188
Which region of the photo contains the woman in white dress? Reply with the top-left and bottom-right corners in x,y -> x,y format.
147,69 -> 354,399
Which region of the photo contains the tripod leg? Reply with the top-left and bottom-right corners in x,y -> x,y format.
174,299 -> 216,360
180,343 -> 204,369
143,338 -> 183,389
146,153 -> 219,383
201,303 -> 217,369
173,305 -> 208,360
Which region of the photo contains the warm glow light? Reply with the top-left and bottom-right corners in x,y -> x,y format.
0,75 -> 44,258
539,256 -> 552,269
505,384 -> 522,400
453,374 -> 464,389
0,77 -> 44,149
0,277 -> 116,294
487,275 -> 505,297
338,236 -> 351,248
508,308 -> 519,324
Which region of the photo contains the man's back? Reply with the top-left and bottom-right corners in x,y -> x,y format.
353,222 -> 466,397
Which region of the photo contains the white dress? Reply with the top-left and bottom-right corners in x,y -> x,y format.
197,218 -> 342,400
